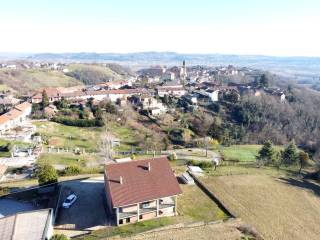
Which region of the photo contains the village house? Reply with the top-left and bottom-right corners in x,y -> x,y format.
134,95 -> 167,115
156,81 -> 186,97
104,157 -> 182,226
0,102 -> 32,134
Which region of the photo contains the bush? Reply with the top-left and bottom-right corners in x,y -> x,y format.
187,160 -> 213,169
50,234 -> 68,240
168,152 -> 177,161
0,186 -> 10,196
52,116 -> 104,127
61,165 -> 82,176
37,164 -> 58,186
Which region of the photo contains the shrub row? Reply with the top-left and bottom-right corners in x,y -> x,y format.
187,159 -> 213,169
52,116 -> 104,127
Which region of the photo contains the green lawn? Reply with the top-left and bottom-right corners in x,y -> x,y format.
220,145 -> 283,162
33,121 -> 102,152
38,153 -> 100,168
178,184 -> 228,222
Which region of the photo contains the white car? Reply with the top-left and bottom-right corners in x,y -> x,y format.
62,194 -> 77,208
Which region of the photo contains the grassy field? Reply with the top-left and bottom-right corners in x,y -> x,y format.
37,153 -> 100,167
33,121 -> 103,152
220,144 -> 283,162
200,170 -> 320,240
108,122 -> 138,152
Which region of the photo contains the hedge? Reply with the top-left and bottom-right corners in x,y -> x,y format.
52,116 -> 104,127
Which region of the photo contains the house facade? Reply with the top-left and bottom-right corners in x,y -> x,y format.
104,157 -> 182,225
0,102 -> 32,134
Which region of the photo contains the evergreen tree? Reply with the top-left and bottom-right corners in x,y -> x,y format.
281,142 -> 298,166
41,90 -> 49,109
257,140 -> 275,165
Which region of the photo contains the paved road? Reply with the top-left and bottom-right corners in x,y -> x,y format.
0,156 -> 36,167
0,199 -> 36,217
55,177 -> 110,230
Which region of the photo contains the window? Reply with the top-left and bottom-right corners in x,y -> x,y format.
126,218 -> 130,223
142,202 -> 150,208
139,215 -> 143,220
119,219 -> 123,225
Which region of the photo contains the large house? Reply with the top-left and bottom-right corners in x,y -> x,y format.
104,157 -> 182,226
0,102 -> 32,134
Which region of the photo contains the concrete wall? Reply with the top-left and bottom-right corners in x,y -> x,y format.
141,211 -> 157,221
121,204 -> 138,213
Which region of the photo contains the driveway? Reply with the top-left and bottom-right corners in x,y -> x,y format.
0,156 -> 37,167
0,199 -> 36,217
55,177 -> 110,230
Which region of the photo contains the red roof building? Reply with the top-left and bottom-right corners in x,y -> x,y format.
104,157 -> 182,225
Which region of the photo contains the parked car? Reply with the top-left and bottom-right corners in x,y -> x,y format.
62,193 -> 77,208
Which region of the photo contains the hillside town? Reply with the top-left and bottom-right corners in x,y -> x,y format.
1,57 -> 316,240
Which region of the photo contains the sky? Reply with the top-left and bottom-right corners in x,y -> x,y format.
0,0 -> 320,56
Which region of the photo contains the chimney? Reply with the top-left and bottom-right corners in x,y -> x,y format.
119,176 -> 123,184
148,162 -> 151,171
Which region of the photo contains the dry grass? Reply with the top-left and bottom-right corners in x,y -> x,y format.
109,219 -> 248,240
200,173 -> 320,240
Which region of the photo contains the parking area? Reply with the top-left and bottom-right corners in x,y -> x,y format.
55,177 -> 111,230
0,199 -> 36,217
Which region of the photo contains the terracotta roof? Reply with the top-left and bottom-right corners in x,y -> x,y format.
14,102 -> 32,112
4,109 -> 22,120
105,157 -> 182,208
0,164 -> 7,176
33,88 -> 62,98
0,115 -> 9,125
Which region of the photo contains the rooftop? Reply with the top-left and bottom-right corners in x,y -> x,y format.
0,209 -> 52,240
105,157 -> 182,208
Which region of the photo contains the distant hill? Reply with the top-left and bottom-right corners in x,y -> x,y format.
25,52 -> 320,84
65,63 -> 134,85
0,63 -> 133,94
0,69 -> 81,94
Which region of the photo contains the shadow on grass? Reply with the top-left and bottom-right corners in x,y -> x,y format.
278,177 -> 320,197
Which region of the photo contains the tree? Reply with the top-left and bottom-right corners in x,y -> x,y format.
37,164 -> 58,186
256,140 -> 275,165
41,90 -> 49,109
105,101 -> 117,114
281,142 -> 298,166
254,74 -> 269,88
298,151 -> 309,174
